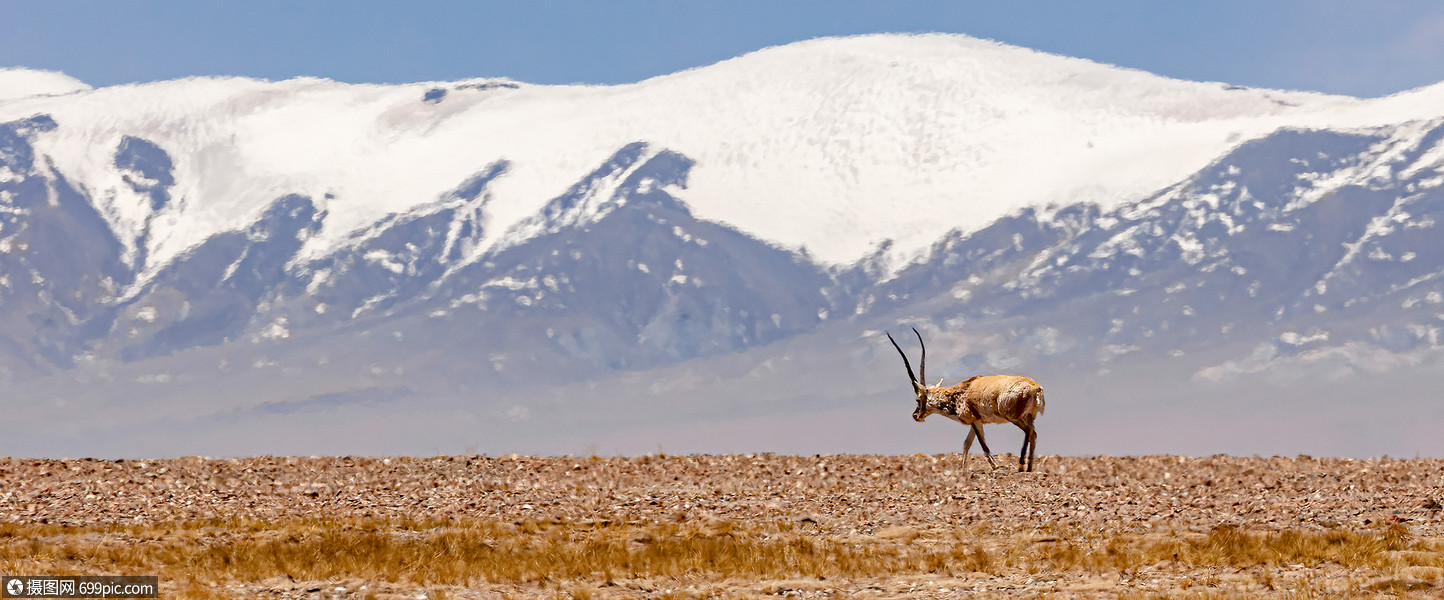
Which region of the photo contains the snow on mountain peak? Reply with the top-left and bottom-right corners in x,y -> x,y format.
0,68 -> 90,101
2,33 -> 1442,276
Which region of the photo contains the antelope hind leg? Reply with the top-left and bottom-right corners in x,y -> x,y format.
1027,425 -> 1039,472
1016,423 -> 1031,472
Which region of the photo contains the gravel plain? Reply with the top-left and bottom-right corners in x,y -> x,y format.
2,454 -> 1442,598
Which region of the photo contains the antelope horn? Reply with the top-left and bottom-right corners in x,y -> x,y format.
913,327 -> 926,391
885,331 -> 919,389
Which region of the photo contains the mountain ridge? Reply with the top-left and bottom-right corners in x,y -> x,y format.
8,33 -> 1433,277
4,35 -> 1444,455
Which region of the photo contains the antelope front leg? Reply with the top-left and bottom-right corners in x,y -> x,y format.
961,426 -> 977,471
970,423 -> 997,469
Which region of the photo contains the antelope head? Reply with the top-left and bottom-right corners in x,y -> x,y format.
886,327 -> 932,422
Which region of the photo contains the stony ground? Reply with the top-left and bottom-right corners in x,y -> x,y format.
2,454 -> 1442,598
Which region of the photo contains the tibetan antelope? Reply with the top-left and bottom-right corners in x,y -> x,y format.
885,328 -> 1045,472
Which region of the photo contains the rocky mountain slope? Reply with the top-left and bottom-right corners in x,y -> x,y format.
2,35 -> 1443,456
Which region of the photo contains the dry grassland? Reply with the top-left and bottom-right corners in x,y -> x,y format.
1,454 -> 1442,598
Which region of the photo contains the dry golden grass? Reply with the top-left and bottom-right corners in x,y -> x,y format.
4,454 -> 1442,597
2,516 -> 1441,598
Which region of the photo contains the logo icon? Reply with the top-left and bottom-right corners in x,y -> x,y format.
5,579 -> 23,597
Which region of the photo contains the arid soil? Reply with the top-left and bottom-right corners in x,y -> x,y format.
2,454 -> 1442,598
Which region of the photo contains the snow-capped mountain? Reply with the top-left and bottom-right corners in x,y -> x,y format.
9,33 -> 1442,276
872,119 -> 1444,374
3,34 -> 1444,456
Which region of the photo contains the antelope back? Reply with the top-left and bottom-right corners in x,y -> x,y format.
963,375 -> 1043,422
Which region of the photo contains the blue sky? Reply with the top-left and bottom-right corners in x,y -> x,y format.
5,1 -> 1444,97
